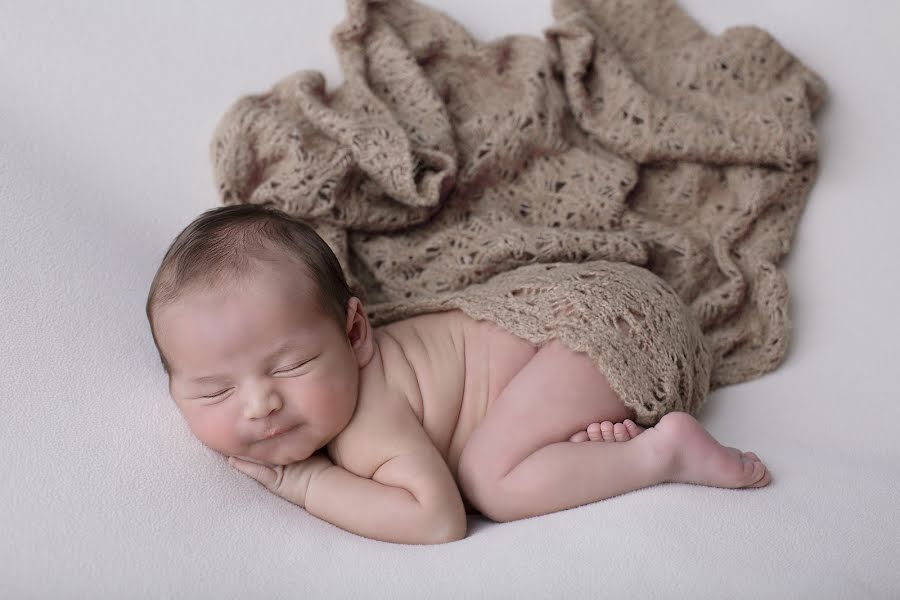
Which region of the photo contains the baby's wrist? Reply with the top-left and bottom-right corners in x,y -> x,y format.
301,456 -> 334,506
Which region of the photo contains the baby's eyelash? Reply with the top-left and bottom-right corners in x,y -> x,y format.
197,359 -> 315,399
277,358 -> 313,374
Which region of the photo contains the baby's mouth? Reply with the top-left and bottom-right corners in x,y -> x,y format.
260,424 -> 300,441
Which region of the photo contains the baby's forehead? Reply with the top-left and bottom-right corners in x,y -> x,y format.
155,264 -> 327,335
191,262 -> 319,299
162,273 -> 329,326
161,305 -> 325,375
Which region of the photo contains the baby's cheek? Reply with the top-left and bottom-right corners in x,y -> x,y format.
294,381 -> 348,432
187,406 -> 242,455
302,367 -> 356,409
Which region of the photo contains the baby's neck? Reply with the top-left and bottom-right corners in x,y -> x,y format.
325,331 -> 392,462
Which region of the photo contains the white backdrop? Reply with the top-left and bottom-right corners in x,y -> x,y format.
2,1 -> 899,598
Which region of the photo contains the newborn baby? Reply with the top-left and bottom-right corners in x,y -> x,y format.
146,204 -> 771,545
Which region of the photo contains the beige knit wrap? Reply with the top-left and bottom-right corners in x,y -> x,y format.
209,0 -> 827,426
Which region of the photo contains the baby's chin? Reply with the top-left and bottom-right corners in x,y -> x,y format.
230,454 -> 275,466
232,444 -> 323,467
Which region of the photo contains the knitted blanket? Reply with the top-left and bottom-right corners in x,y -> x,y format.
209,0 -> 827,426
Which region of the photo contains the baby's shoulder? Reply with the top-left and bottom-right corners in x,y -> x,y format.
325,326 -> 441,479
375,309 -> 482,373
326,394 -> 438,480
380,308 -> 474,344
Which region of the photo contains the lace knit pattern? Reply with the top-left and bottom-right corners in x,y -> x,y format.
209,0 -> 827,425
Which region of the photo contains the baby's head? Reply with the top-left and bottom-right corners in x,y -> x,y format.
146,204 -> 374,466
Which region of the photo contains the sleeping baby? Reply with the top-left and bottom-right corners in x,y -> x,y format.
146,204 -> 771,545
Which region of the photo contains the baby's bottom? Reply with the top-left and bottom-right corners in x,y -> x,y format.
456,339 -> 770,522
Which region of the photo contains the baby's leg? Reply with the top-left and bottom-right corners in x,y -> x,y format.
462,338 -> 638,483
456,340 -> 769,522
465,411 -> 770,522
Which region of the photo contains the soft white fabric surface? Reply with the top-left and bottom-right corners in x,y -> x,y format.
2,1 -> 899,598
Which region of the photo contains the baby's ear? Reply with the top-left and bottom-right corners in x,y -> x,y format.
345,297 -> 375,367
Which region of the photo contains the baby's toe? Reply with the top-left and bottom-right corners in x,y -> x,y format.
751,468 -> 772,487
742,452 -> 770,487
570,431 -> 589,443
613,422 -> 630,441
600,421 -> 616,442
737,455 -> 769,487
623,419 -> 644,438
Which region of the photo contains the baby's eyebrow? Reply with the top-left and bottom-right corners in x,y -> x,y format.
189,373 -> 228,384
266,341 -> 307,361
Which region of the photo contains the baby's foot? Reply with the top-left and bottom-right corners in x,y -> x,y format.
647,412 -> 771,489
569,419 -> 645,443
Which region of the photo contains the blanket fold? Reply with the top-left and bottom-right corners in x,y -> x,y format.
209,0 -> 826,425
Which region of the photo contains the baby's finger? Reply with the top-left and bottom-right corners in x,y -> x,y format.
229,457 -> 280,489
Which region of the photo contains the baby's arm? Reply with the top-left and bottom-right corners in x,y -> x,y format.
306,450 -> 466,545
229,442 -> 467,545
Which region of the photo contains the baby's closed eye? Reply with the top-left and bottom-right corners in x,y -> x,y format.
196,357 -> 317,399
276,358 -> 313,374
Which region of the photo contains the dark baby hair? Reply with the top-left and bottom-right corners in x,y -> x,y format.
145,204 -> 353,375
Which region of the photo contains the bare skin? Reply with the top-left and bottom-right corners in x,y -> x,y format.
568,413 -> 771,489
157,252 -> 772,541
569,418 -> 645,443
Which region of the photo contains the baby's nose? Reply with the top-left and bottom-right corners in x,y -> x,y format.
243,389 -> 283,419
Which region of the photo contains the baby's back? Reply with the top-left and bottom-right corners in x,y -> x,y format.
330,309 -> 538,484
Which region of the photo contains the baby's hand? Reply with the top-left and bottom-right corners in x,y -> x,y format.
228,453 -> 333,508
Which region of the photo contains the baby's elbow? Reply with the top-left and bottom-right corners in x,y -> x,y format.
417,504 -> 467,544
428,514 -> 467,544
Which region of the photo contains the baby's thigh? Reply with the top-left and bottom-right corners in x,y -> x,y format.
460,339 -> 635,484
504,339 -> 636,430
